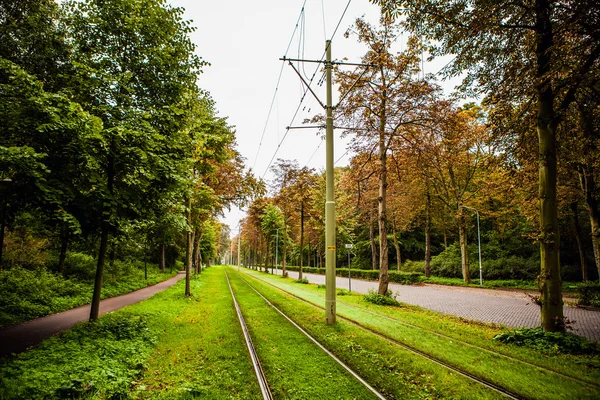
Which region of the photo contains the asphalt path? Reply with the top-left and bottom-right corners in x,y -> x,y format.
0,271 -> 186,357
268,268 -> 600,341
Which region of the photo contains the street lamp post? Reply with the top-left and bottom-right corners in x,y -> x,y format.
460,205 -> 482,286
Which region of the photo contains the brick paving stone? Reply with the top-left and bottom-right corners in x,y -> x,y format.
274,270 -> 600,341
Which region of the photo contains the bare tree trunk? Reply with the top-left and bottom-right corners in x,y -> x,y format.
391,219 -> 401,271
370,206 -> 377,270
307,240 -> 311,268
443,228 -> 448,249
90,221 -> 109,321
185,197 -> 192,296
377,121 -> 389,295
571,201 -> 588,282
536,0 -> 563,331
458,210 -> 471,284
282,224 -> 288,277
192,228 -> 200,274
160,243 -> 166,272
58,227 -> 69,277
425,191 -> 432,278
579,165 -> 600,282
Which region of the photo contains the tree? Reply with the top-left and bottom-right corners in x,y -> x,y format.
64,0 -> 203,320
372,0 -> 600,331
336,16 -> 436,294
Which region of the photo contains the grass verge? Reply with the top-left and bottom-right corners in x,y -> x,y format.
241,267 -> 600,399
0,265 -> 178,327
0,267 -> 260,399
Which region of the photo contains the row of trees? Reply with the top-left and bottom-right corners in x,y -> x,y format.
0,0 -> 259,320
236,1 -> 600,333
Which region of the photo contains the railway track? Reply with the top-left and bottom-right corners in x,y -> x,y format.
225,270 -> 386,400
242,269 -> 600,391
234,269 -> 536,400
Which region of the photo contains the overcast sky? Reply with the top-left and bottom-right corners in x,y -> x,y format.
168,0 -> 459,233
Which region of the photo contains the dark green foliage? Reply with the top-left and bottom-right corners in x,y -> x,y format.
577,283 -> 600,308
494,327 -> 600,355
363,289 -> 401,306
0,313 -> 156,399
285,266 -> 423,284
294,278 -> 309,284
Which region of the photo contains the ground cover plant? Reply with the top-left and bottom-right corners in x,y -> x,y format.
494,327 -> 600,355
0,267 -> 260,399
227,271 -> 380,399
241,267 -> 600,398
0,263 -> 177,327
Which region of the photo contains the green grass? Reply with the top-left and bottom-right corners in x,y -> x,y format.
0,268 -> 260,399
227,271 -> 380,399
232,267 -> 505,399
241,267 -> 600,399
0,265 -> 178,327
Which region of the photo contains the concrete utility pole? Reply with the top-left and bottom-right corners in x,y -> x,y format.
237,228 -> 241,272
324,40 -> 336,325
281,41 -> 372,325
275,228 -> 280,275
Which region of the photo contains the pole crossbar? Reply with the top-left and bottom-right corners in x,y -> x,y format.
280,56 -> 375,68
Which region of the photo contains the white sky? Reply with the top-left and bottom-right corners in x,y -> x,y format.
168,0 -> 460,232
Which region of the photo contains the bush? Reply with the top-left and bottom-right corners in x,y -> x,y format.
577,282 -> 600,308
64,252 -> 96,280
285,266 -> 422,284
294,278 -> 309,284
493,327 -> 600,355
363,289 -> 400,306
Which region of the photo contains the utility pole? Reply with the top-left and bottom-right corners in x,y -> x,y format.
281,41 -> 372,325
324,40 -> 336,325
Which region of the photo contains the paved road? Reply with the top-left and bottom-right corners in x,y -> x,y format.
0,272 -> 186,357
271,269 -> 600,341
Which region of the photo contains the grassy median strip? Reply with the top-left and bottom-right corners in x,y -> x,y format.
227,270 -> 380,400
241,268 -> 600,399
232,268 -> 506,400
0,267 -> 261,399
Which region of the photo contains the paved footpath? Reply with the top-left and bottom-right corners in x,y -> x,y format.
272,269 -> 600,341
0,272 -> 186,357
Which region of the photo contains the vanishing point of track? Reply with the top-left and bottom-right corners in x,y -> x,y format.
225,270 -> 386,400
237,269 -> 538,400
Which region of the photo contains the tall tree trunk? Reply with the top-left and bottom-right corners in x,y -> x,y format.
185,197 -> 192,296
90,221 -> 109,321
160,243 -> 166,272
300,202 -> 305,270
192,227 -> 200,274
579,165 -> 600,281
391,219 -> 401,271
425,191 -> 432,278
377,115 -> 389,295
458,210 -> 471,284
58,227 -> 70,277
536,0 -> 563,332
571,201 -> 588,282
369,206 -> 377,270
443,228 -> 448,249
307,240 -> 311,268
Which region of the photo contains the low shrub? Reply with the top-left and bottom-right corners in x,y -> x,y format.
294,278 -> 309,284
493,327 -> 600,355
285,266 -> 422,284
0,313 -> 156,399
363,289 -> 400,306
577,282 -> 600,308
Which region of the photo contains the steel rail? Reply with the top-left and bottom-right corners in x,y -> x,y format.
233,271 -> 387,400
245,270 -> 600,390
236,269 -> 524,400
225,271 -> 273,400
